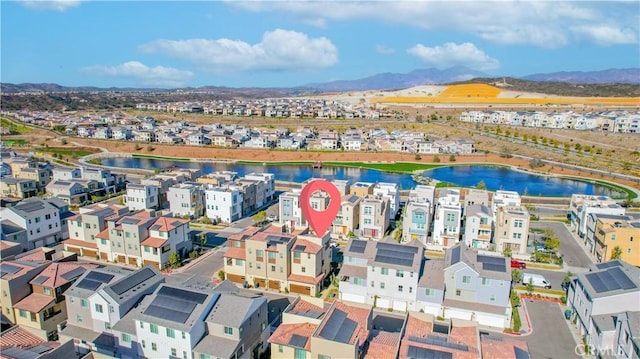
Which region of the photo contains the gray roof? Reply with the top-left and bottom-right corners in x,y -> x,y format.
623,311 -> 640,339
465,204 -> 491,217
207,292 -> 266,328
444,245 -> 511,281
0,177 -> 33,184
344,238 -> 424,272
193,334 -> 240,359
579,260 -> 639,299
591,314 -> 617,332
101,266 -> 164,305
338,264 -> 368,279
60,323 -> 115,347
1,219 -> 25,235
443,298 -> 509,315
65,267 -> 131,299
111,308 -> 138,334
418,259 -> 445,289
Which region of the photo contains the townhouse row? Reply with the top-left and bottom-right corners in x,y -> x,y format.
460,110 -> 640,132
269,295 -> 530,359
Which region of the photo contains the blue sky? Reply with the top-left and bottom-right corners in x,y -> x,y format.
2,1 -> 639,88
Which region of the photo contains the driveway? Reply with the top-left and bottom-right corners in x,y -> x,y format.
525,300 -> 580,359
530,221 -> 593,268
165,247 -> 227,288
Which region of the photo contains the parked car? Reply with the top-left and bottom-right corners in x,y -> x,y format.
329,241 -> 338,248
510,259 -> 527,269
266,214 -> 278,222
522,273 -> 552,289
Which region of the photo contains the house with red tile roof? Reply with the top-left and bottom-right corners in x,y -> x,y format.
0,260 -> 50,325
62,203 -> 128,259
12,262 -> 97,340
0,325 -> 77,358
223,223 -> 331,295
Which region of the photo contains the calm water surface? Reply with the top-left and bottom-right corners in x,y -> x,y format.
102,157 -> 617,196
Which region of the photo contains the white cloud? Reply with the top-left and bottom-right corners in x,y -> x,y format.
82,61 -> 194,87
375,45 -> 396,55
138,29 -> 338,73
407,42 -> 500,72
228,1 -> 639,48
571,25 -> 639,45
20,0 -> 82,11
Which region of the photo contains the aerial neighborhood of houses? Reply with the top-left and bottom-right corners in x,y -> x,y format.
1,133 -> 640,357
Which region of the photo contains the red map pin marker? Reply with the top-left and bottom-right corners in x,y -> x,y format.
299,179 -> 341,236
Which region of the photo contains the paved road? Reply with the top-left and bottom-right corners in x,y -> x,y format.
519,268 -> 567,290
530,221 -> 593,268
525,300 -> 580,359
165,247 -> 227,289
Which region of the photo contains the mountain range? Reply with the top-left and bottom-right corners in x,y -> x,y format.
1,67 -> 639,94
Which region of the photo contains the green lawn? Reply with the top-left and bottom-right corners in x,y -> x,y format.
132,153 -> 191,162
39,148 -> 98,158
0,117 -> 32,134
1,139 -> 28,146
323,161 -> 441,173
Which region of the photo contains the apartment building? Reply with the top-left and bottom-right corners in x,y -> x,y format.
431,189 -> 462,248
402,200 -> 431,245
570,194 -> 625,239
349,182 -> 374,198
0,259 -> 50,324
168,182 -> 205,218
279,190 -> 307,230
223,224 -> 331,296
442,245 -> 513,329
491,190 -> 521,219
567,261 -> 640,352
359,195 -> 390,240
0,177 -> 37,198
593,217 -> 640,266
205,185 -> 244,224
64,204 -> 129,259
12,262 -> 97,341
0,197 -> 71,250
494,206 -> 530,255
243,173 -> 275,207
59,266 -> 164,357
12,164 -> 52,191
332,194 -> 361,238
373,182 -> 400,220
125,183 -> 159,211
462,188 -> 490,212
463,204 -> 493,250
339,239 -> 424,312
584,213 -> 633,256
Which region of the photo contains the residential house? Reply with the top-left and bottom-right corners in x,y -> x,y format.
81,167 -> 126,194
331,179 -> 351,196
205,185 -> 243,224
63,203 -> 129,259
612,311 -> 640,359
52,167 -> 81,181
399,313 -> 481,359
431,189 -> 462,248
332,194 -> 361,238
373,182 -> 400,220
0,177 -> 38,198
494,206 -> 530,255
463,204 -> 493,250
12,164 -> 52,191
12,262 -> 97,341
442,245 -> 513,329
140,175 -> 178,209
46,179 -> 93,204
125,183 -> 159,211
567,260 -> 640,352
243,173 -> 275,207
0,325 -> 77,358
349,182 -> 374,198
359,194 -> 390,240
112,127 -> 132,140
279,190 -> 306,230
0,260 -> 50,325
593,217 -> 640,266
339,239 -> 424,312
570,194 -> 626,239
0,197 -> 69,249
168,182 -> 205,218
134,130 -> 156,143
462,189 -> 490,213
491,190 -> 521,220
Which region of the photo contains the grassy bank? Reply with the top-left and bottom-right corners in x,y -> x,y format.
1,117 -> 32,134
323,161 -> 441,173
132,153 -> 191,162
37,147 -> 99,159
560,175 -> 637,199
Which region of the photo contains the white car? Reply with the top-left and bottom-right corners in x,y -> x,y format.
329,241 -> 338,248
266,214 -> 278,222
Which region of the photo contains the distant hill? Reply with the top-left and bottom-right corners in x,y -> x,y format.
448,77 -> 640,97
522,68 -> 640,84
306,66 -> 488,91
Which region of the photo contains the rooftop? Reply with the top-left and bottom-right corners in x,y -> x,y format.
580,260 -> 639,298
314,301 -> 370,347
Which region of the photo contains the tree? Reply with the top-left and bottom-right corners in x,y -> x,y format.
252,210 -> 267,226
500,146 -> 513,158
347,231 -> 356,239
449,154 -> 456,162
168,251 -> 180,268
512,268 -> 522,283
610,245 -> 623,260
476,180 -> 486,190
394,222 -> 403,243
218,270 -> 226,281
414,154 -> 422,160
432,155 -> 441,163
503,246 -> 512,258
562,271 -> 573,291
526,278 -> 534,296
529,158 -> 544,169
199,232 -> 207,254
545,236 -> 560,253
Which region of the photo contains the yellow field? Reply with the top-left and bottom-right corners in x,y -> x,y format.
371,83 -> 640,106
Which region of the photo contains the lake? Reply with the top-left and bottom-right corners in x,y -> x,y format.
101,157 -> 617,196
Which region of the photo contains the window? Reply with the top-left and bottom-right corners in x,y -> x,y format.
76,314 -> 83,323
396,270 -> 404,278
628,248 -> 632,254
271,265 -> 276,272
398,285 -> 404,292
425,288 -> 434,296
278,345 -> 284,353
319,355 -> 332,359
482,277 -> 490,285
19,309 -> 27,318
151,342 -> 157,351
381,268 -> 389,275
171,348 -> 177,356
182,331 -> 186,339
43,287 -> 51,295
462,275 -> 471,284
364,206 -> 372,215
150,323 -> 159,334
409,287 -> 413,294
105,322 -> 111,330
139,321 -> 144,329
514,220 -> 524,228
293,252 -> 301,259
364,218 -> 372,225
141,340 -> 146,349
95,304 -> 103,313
295,348 -> 306,359
121,333 -> 131,343
301,267 -> 306,273
371,281 -> 375,287
456,289 -> 461,296
200,355 -> 212,359
380,282 -> 385,289
490,294 -> 496,302
224,326 -> 233,335
80,299 -> 88,308
101,239 -> 107,245
166,328 -> 175,338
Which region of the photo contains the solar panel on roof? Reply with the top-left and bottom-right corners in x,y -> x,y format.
586,273 -> 608,293
110,267 -> 156,295
289,334 -> 308,348
319,309 -> 348,341
477,255 -> 505,265
157,286 -> 207,304
514,346 -> 531,359
609,267 -> 637,290
149,295 -> 197,314
121,218 -> 140,225
294,245 -> 306,252
482,263 -> 506,273
85,271 -> 115,283
32,276 -> 49,285
334,319 -> 357,344
76,279 -> 102,291
451,246 -> 461,264
374,254 -> 414,267
150,224 -> 162,231
299,309 -> 323,319
407,345 -> 453,359
377,242 -> 419,253
0,264 -> 22,276
16,201 -> 45,213
61,267 -> 87,281
144,305 -> 191,324
412,335 -> 469,352
350,240 -> 367,254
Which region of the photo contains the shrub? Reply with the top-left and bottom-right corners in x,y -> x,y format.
134,144 -> 142,151
433,155 -> 441,163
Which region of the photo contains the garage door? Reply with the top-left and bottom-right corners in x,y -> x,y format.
100,252 -> 108,260
268,280 -> 280,290
393,300 -> 407,312
143,260 -> 159,269
117,255 -> 126,263
254,278 -> 266,289
84,249 -> 97,258
476,312 -> 508,329
341,292 -> 365,304
376,298 -> 390,309
289,284 -> 311,295
226,274 -> 245,284
66,246 -> 80,254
